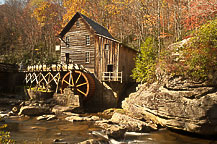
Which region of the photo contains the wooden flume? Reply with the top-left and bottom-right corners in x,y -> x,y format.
25,64 -> 95,99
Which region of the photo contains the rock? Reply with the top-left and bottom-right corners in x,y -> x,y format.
62,112 -> 80,116
53,88 -> 83,107
95,120 -> 127,139
31,127 -> 38,130
52,105 -> 84,115
55,132 -> 62,136
65,115 -> 88,122
0,111 -> 9,118
122,77 -> 217,135
111,112 -> 157,132
8,111 -> 16,116
23,101 -> 31,106
105,124 -> 126,139
12,106 -> 19,113
100,108 -> 125,119
19,101 -> 25,107
53,139 -> 67,144
66,115 -> 101,122
37,115 -> 57,121
90,116 -> 101,121
18,106 -> 50,116
79,139 -> 109,144
27,88 -> 54,100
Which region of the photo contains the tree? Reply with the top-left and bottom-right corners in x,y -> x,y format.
160,19 -> 217,82
183,19 -> 217,81
131,37 -> 158,83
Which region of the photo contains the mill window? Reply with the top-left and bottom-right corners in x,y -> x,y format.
65,53 -> 69,64
107,64 -> 113,72
85,51 -> 90,63
105,44 -> 109,50
86,35 -> 90,45
76,20 -> 80,27
66,36 -> 70,47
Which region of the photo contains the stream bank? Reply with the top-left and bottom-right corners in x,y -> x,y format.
1,108 -> 217,144
1,97 -> 217,144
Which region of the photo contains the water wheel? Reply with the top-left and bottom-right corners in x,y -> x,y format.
61,70 -> 95,100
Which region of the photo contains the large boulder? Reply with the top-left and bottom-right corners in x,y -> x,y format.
111,112 -> 157,132
122,76 -> 217,135
95,120 -> 127,139
18,105 -> 50,116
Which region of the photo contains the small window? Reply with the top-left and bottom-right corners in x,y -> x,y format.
107,64 -> 113,72
86,35 -> 90,45
65,53 -> 69,64
66,36 -> 69,43
66,36 -> 70,47
66,43 -> 70,48
105,44 -> 109,50
85,52 -> 90,63
55,45 -> 60,51
76,20 -> 80,27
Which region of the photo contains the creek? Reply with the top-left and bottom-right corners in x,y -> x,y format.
3,116 -> 217,144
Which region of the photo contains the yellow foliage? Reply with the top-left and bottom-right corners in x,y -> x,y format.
62,0 -> 87,26
32,0 -> 60,27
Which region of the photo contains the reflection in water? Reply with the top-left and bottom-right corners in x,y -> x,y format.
5,116 -> 101,144
4,116 -> 217,144
124,129 -> 217,144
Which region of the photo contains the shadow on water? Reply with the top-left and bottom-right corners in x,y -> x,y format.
4,116 -> 102,144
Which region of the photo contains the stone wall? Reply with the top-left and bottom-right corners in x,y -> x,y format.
83,77 -> 136,112
53,88 -> 82,107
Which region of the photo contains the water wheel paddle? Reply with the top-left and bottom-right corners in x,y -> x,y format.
61,70 -> 95,100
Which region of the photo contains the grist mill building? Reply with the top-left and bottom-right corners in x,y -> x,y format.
25,12 -> 137,109
58,12 -> 137,82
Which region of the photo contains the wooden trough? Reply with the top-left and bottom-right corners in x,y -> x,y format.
25,64 -> 95,100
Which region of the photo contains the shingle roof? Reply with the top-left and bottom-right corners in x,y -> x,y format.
59,12 -> 115,40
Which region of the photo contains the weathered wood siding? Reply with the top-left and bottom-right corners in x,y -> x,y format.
118,45 -> 136,82
60,17 -> 95,72
60,16 -> 136,82
95,36 -> 119,80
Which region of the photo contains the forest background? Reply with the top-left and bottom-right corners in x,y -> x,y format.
0,0 -> 216,82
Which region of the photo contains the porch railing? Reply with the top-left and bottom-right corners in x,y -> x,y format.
102,72 -> 122,83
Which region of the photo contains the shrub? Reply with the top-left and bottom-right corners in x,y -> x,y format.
0,118 -> 14,143
160,19 -> 217,82
131,37 -> 158,83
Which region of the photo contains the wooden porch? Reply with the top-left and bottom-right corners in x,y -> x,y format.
101,72 -> 122,83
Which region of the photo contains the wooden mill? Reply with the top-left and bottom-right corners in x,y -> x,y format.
25,12 -> 137,102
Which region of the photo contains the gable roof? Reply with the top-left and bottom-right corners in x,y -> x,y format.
59,12 -> 115,41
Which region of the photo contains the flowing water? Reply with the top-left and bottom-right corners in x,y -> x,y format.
4,116 -> 101,143
2,116 -> 217,144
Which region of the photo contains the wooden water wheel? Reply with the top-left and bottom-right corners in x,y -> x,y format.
61,70 -> 95,100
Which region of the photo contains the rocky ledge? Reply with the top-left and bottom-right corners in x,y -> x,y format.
122,75 -> 217,135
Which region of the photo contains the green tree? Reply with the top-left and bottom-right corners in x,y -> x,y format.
131,37 -> 158,83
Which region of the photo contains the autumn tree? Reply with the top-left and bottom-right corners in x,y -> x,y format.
160,19 -> 217,82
